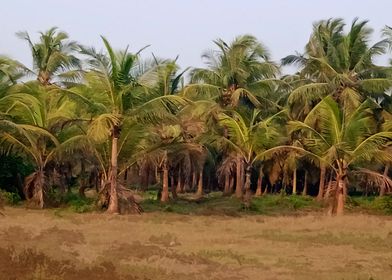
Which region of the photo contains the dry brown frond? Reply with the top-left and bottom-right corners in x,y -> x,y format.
353,168 -> 392,195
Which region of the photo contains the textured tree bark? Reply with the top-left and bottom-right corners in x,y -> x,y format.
235,156 -> 243,198
155,166 -> 161,185
380,164 -> 390,196
161,151 -> 169,202
176,167 -> 182,194
229,176 -> 234,193
292,168 -> 297,195
170,173 -> 177,199
223,173 -> 231,195
255,167 -> 263,196
316,165 -> 326,200
335,174 -> 346,216
107,126 -> 120,214
302,170 -> 308,196
244,165 -> 252,197
196,170 -> 203,197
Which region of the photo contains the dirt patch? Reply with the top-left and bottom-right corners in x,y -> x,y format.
0,246 -> 135,280
34,226 -> 86,246
0,207 -> 392,279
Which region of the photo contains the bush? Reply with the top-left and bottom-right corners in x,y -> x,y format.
0,190 -> 21,205
250,194 -> 319,214
373,196 -> 392,214
62,192 -> 95,213
348,195 -> 392,215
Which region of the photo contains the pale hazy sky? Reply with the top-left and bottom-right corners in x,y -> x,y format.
1,0 -> 392,74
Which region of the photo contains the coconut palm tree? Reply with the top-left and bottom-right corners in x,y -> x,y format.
286,96 -> 392,215
77,37 -> 187,213
212,109 -> 284,198
282,18 -> 392,120
0,82 -> 83,207
0,56 -> 27,90
16,27 -> 81,86
185,34 -> 280,109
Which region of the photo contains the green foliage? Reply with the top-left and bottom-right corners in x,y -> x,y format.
249,194 -> 321,214
0,154 -> 33,193
1,20 -> 392,215
0,190 -> 21,205
348,195 -> 392,215
141,193 -> 320,216
373,196 -> 392,214
62,192 -> 95,213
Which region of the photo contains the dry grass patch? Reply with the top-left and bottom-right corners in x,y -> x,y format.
1,207 -> 392,279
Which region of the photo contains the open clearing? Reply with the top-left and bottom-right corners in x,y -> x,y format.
0,207 -> 392,280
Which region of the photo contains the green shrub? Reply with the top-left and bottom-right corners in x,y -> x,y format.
373,196 -> 392,214
347,195 -> 392,215
0,190 -> 21,205
63,192 -> 95,213
250,194 -> 319,214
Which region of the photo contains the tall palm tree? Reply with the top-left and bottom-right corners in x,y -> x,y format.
0,82 -> 82,207
213,109 -> 284,198
282,18 -> 392,120
0,56 -> 27,91
287,96 -> 392,215
78,37 -> 187,213
17,27 -> 81,86
185,34 -> 280,109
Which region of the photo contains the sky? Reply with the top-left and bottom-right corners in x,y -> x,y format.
1,0 -> 392,74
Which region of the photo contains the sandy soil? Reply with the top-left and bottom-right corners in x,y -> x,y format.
0,207 -> 391,280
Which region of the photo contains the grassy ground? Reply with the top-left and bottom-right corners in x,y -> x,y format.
1,195 -> 392,280
141,193 -> 323,216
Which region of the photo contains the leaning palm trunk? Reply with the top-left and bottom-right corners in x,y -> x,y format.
196,170 -> 203,197
380,164 -> 390,196
292,168 -> 297,195
302,171 -> 308,196
107,127 -> 120,214
317,165 -> 326,200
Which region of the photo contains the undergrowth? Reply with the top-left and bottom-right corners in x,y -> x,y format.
141,192 -> 321,216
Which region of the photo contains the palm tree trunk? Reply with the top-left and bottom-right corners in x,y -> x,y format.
223,173 -> 230,195
255,167 -> 263,196
107,127 -> 120,214
196,169 -> 203,197
176,179 -> 182,194
335,174 -> 346,216
302,170 -> 308,196
191,171 -> 197,191
380,164 -> 390,196
36,168 -> 46,209
161,151 -> 169,202
292,168 -> 297,195
229,176 -> 234,193
142,166 -> 149,192
317,165 -> 326,200
235,156 -> 243,198
155,166 -> 161,184
176,167 -> 182,194
170,172 -> 177,199
244,164 -> 252,197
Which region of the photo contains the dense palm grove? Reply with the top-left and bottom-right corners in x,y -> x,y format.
1,18 -> 392,215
